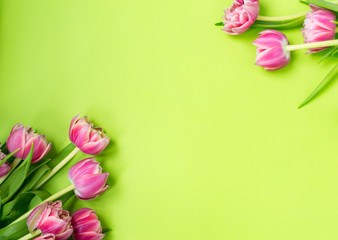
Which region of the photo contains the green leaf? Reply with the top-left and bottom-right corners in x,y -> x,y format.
0,143 -> 6,152
298,64 -> 338,109
318,46 -> 338,63
0,145 -> 34,204
0,190 -> 50,226
18,164 -> 51,194
60,192 -> 75,210
46,143 -> 76,169
0,218 -> 29,240
253,16 -> 305,29
102,228 -> 113,233
0,149 -> 19,167
299,0 -> 310,5
303,0 -> 338,12
215,21 -> 224,26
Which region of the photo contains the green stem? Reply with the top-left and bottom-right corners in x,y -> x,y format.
10,184 -> 75,226
18,229 -> 41,240
285,39 -> 338,51
0,157 -> 21,185
33,147 -> 79,190
256,12 -> 307,21
215,12 -> 307,27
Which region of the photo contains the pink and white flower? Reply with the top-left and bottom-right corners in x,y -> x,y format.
69,115 -> 110,155
7,124 -> 51,164
0,150 -> 10,178
68,158 -> 109,200
0,161 -> 10,179
71,208 -> 105,240
222,0 -> 259,35
253,29 -> 291,71
301,4 -> 337,53
27,201 -> 73,240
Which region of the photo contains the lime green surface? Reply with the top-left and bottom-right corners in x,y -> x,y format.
0,0 -> 337,239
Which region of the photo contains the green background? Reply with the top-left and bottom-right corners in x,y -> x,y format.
0,0 -> 337,239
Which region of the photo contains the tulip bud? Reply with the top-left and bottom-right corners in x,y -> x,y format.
33,234 -> 55,240
7,124 -> 51,164
222,0 -> 259,35
27,201 -> 73,240
0,161 -> 10,179
69,115 -> 110,155
301,4 -> 336,53
71,208 -> 105,240
0,149 -> 6,160
68,158 -> 109,200
253,29 -> 290,71
0,150 -> 10,178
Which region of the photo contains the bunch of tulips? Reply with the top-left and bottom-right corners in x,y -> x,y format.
217,0 -> 338,108
0,114 -> 111,240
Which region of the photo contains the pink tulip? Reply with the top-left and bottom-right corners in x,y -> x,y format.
301,4 -> 336,53
71,208 -> 105,240
0,149 -> 6,160
27,201 -> 73,240
33,234 -> 56,240
0,150 -> 10,178
68,158 -> 109,200
0,161 -> 10,179
7,124 -> 51,164
69,115 -> 110,155
253,29 -> 291,71
222,0 -> 259,35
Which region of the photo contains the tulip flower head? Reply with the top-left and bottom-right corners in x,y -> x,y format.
0,161 -> 10,179
0,150 -> 10,178
69,115 -> 110,155
27,201 -> 73,240
301,4 -> 337,53
7,124 -> 51,164
34,234 -> 56,240
68,158 -> 109,200
71,208 -> 105,240
253,29 -> 291,71
0,149 -> 6,160
222,0 -> 259,35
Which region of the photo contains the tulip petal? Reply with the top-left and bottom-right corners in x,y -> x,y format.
80,137 -> 110,155
74,173 -> 109,200
7,123 -> 25,159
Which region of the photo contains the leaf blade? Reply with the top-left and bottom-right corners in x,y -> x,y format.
298,64 -> 338,108
0,145 -> 34,204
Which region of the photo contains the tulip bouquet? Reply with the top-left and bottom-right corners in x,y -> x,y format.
216,0 -> 338,108
0,114 -> 111,240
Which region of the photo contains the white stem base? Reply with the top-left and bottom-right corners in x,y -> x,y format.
33,147 -> 79,189
286,39 -> 338,51
18,229 -> 41,240
257,12 -> 307,21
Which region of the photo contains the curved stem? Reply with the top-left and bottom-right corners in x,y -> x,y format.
285,39 -> 338,51
10,185 -> 75,225
0,157 -> 21,185
18,229 -> 41,240
257,12 -> 307,21
33,147 -> 80,189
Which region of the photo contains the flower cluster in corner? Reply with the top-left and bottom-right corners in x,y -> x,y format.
0,114 -> 111,240
217,0 -> 338,108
